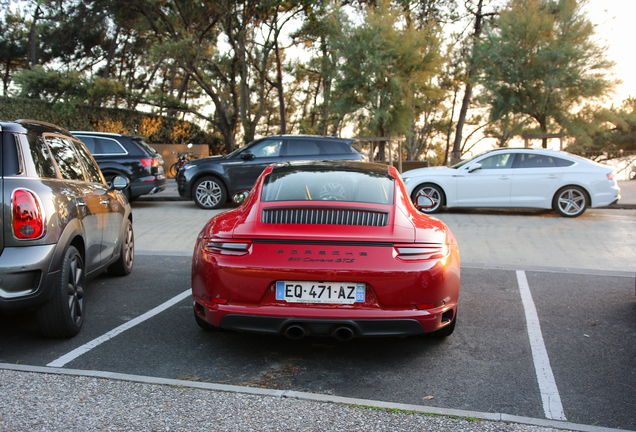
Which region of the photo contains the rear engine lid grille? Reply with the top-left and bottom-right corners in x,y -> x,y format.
262,208 -> 389,227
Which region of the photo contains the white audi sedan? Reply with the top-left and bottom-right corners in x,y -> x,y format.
401,148 -> 621,217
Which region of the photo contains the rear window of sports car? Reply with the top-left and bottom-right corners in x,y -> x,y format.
262,169 -> 395,205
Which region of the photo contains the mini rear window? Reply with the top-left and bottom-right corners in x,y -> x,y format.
26,135 -> 58,179
262,169 -> 394,205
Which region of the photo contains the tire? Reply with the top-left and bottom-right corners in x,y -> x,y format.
553,186 -> 588,217
36,246 -> 86,338
411,183 -> 445,213
193,177 -> 227,209
108,219 -> 134,276
170,162 -> 179,178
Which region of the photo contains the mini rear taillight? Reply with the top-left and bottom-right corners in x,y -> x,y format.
607,173 -> 615,181
203,240 -> 250,256
12,189 -> 45,239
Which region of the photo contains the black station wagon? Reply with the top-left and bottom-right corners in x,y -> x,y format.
0,120 -> 134,337
176,134 -> 364,209
72,131 -> 167,201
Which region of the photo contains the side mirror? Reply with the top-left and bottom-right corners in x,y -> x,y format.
110,175 -> 129,191
232,190 -> 250,204
240,152 -> 255,161
468,162 -> 482,173
415,194 -> 435,210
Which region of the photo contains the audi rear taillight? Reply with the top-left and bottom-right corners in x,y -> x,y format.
140,158 -> 160,168
12,189 -> 45,239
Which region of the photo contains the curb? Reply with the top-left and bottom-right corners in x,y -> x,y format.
1,363 -> 631,432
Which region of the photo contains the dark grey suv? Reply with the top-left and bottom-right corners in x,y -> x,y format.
71,131 -> 167,201
1,120 -> 134,337
176,135 -> 364,209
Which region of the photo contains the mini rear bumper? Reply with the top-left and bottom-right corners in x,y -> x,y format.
0,244 -> 59,313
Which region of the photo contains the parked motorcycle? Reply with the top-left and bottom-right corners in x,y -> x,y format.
170,144 -> 194,178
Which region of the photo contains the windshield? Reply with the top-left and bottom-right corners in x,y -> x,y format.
262,169 -> 394,205
451,149 -> 500,169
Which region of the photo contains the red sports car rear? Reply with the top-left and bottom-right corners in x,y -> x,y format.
192,160 -> 460,340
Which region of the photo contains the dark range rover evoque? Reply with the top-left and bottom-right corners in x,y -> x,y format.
0,120 -> 134,337
176,134 -> 364,209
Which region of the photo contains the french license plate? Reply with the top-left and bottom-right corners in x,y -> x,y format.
276,281 -> 365,304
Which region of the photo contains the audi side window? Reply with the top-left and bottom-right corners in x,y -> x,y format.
45,136 -> 85,181
72,139 -> 104,183
518,153 -> 557,168
555,157 -> 575,167
97,137 -> 127,155
286,140 -> 322,156
26,135 -> 58,179
478,153 -> 514,169
76,136 -> 100,154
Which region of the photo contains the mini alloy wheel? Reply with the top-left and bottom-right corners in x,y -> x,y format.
36,246 -> 86,338
108,219 -> 134,276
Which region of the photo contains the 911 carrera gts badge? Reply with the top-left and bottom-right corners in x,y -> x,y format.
277,249 -> 366,263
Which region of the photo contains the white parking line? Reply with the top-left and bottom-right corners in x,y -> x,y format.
47,290 -> 191,368
516,270 -> 567,421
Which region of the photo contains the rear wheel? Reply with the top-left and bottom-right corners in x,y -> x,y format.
411,183 -> 445,213
108,219 -> 134,276
193,177 -> 227,209
36,246 -> 85,338
553,186 -> 588,217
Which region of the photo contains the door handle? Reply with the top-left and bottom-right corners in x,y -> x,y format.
100,200 -> 110,205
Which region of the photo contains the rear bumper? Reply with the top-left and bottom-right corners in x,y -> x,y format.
130,177 -> 167,198
221,315 -> 424,337
193,301 -> 456,337
0,245 -> 59,313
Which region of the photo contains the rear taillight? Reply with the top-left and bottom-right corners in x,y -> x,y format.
12,189 -> 45,239
395,244 -> 447,261
140,158 -> 160,168
607,173 -> 615,181
203,240 -> 251,256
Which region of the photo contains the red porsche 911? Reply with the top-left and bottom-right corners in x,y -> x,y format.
191,160 -> 460,341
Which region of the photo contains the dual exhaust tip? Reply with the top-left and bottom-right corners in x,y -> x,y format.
284,324 -> 355,341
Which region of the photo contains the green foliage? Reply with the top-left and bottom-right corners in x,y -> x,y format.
332,0 -> 443,141
0,96 -> 222,148
475,0 -> 617,147
568,99 -> 636,152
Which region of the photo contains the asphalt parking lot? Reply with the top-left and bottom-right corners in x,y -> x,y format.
1,184 -> 635,431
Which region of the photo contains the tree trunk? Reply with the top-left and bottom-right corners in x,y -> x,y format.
26,6 -> 41,69
451,0 -> 484,165
274,37 -> 286,134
